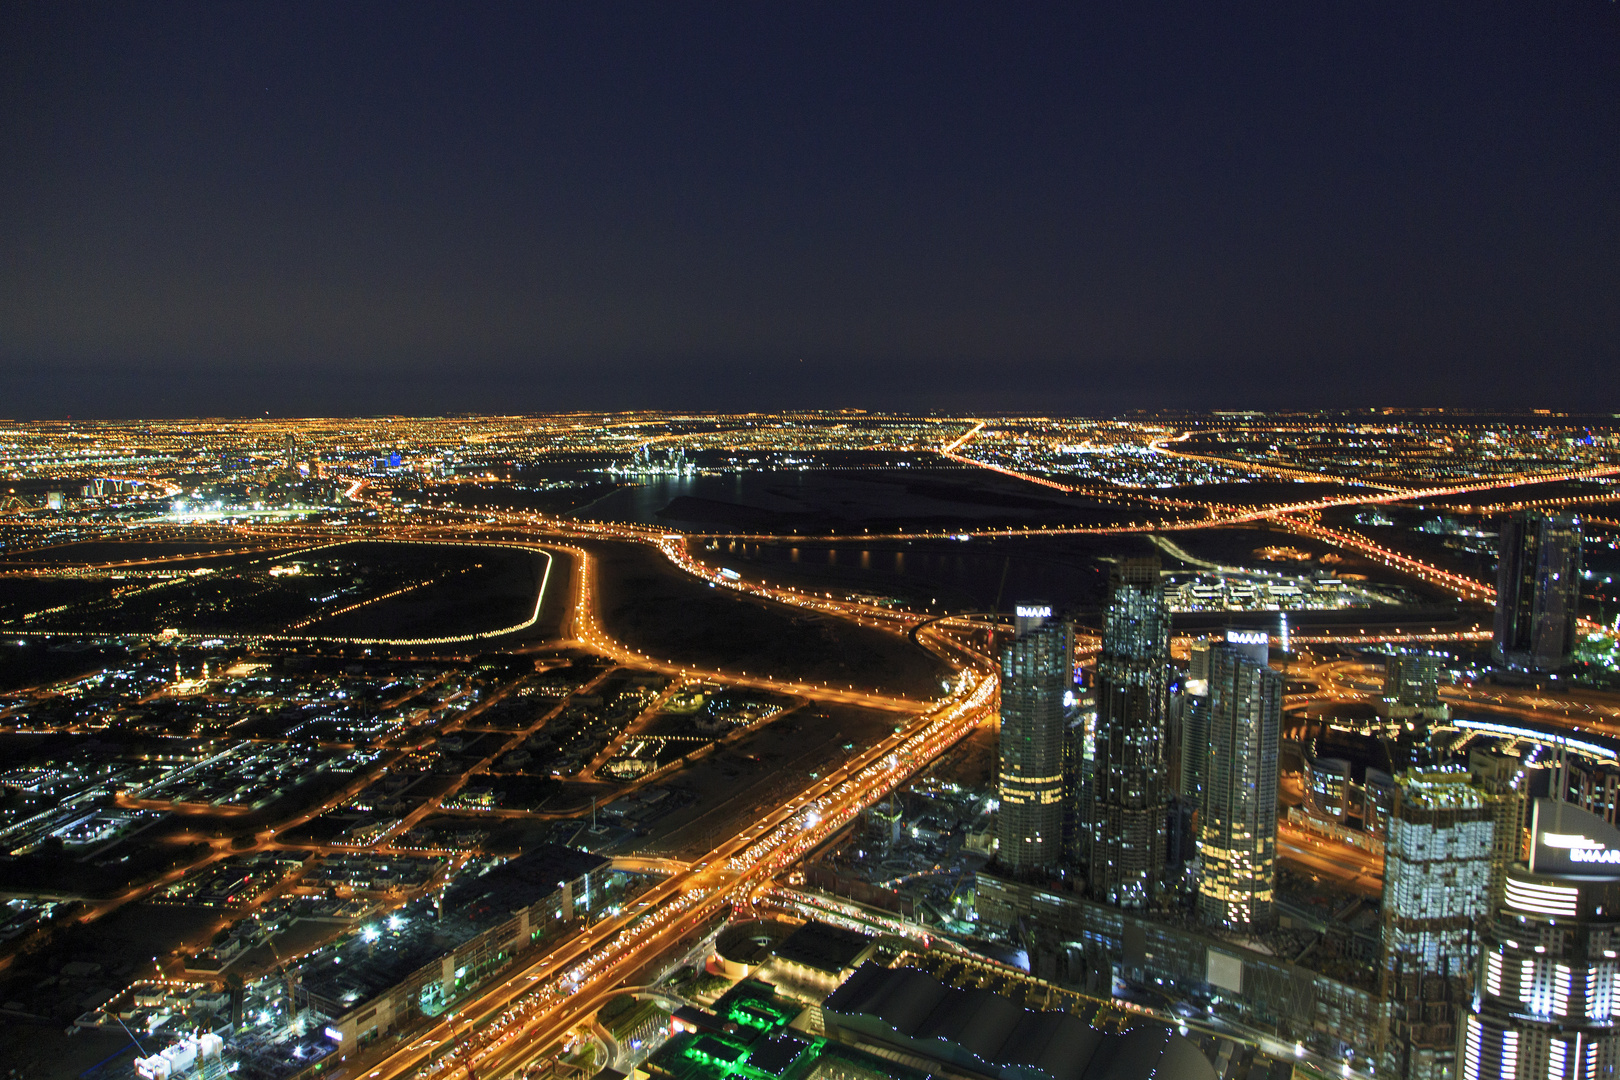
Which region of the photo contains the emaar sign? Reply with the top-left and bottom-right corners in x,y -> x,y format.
1223,627 -> 1270,666
1531,799 -> 1620,879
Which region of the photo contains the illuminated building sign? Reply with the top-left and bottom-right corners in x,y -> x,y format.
1222,627 -> 1271,665
1572,849 -> 1620,865
1530,799 -> 1620,880
1015,606 -> 1052,619
325,1026 -> 345,1042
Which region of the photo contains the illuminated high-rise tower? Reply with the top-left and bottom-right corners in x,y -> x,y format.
1193,629 -> 1282,932
1380,649 -> 1450,721
1468,744 -> 1526,915
996,605 -> 1074,875
1493,511 -> 1582,677
1461,799 -> 1620,1080
1088,558 -> 1171,908
1380,769 -> 1495,1080
1180,638 -> 1214,806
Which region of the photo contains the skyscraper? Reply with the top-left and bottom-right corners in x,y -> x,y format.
1179,639 -> 1214,807
1193,628 -> 1282,933
1380,649 -> 1450,721
1088,558 -> 1171,908
1468,744 -> 1527,915
996,605 -> 1074,875
1493,511 -> 1582,677
1462,799 -> 1620,1080
1060,699 -> 1090,867
1381,769 -> 1496,1080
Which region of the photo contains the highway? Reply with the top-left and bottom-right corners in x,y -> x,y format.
283,513 -> 1004,1080
1277,823 -> 1384,900
341,665 -> 998,1080
7,421 -> 1620,1080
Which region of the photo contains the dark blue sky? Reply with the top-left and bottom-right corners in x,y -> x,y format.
1,3 -> 1616,417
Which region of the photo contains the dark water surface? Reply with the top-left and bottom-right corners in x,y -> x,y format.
563,468 -> 1125,532
694,535 -> 1158,615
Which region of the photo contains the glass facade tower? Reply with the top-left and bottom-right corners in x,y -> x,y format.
1088,558 -> 1171,909
1193,631 -> 1282,932
996,607 -> 1074,875
1493,511 -> 1582,677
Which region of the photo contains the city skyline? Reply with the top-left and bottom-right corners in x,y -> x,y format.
2,1 -> 1619,1075
1,409 -> 1619,1080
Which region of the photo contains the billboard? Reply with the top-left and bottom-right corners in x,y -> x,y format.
1206,949 -> 1243,994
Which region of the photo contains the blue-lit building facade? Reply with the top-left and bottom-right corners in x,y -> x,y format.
1493,511 -> 1582,678
1463,800 -> 1620,1080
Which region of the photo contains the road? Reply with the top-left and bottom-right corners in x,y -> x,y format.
345,665 -> 997,1080
295,514 -> 1002,1080
1277,823 -> 1384,899
10,434 -> 1620,1078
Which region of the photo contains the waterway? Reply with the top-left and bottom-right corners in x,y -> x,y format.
566,471 -> 798,527
557,467 -> 1111,532
694,534 -> 1145,615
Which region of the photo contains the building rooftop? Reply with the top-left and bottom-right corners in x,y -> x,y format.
824,961 -> 1215,1080
1399,769 -> 1487,811
445,843 -> 609,926
771,920 -> 875,976
646,978 -> 930,1080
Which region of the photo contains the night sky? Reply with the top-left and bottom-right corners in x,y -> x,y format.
2,4 -> 1616,418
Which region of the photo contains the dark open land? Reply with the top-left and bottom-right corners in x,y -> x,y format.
687,524 -> 1472,633
1316,507 -> 1498,582
300,544 -> 556,642
0,577 -> 119,625
1150,523 -> 1377,573
1155,523 -> 1461,596
1427,477 -> 1618,511
0,538 -> 296,567
0,541 -> 564,642
589,540 -> 952,699
626,702 -> 899,860
0,1024 -> 141,1080
0,638 -> 130,691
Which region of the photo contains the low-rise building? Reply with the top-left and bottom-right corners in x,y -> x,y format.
822,959 -> 1216,1080
975,872 -> 1385,1063
309,845 -> 611,1051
